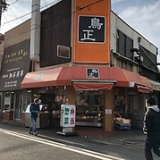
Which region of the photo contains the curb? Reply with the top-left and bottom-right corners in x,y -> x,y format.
87,137 -> 144,148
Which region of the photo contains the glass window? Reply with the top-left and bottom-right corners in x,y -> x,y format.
116,29 -> 133,59
4,92 -> 11,110
22,91 -> 32,112
75,91 -> 104,127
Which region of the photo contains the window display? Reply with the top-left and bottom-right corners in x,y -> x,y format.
75,91 -> 104,127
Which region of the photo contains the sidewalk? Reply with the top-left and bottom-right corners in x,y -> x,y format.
89,129 -> 145,148
0,121 -> 145,148
76,126 -> 145,148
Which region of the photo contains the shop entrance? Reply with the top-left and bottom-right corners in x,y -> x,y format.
40,93 -> 55,109
75,90 -> 104,127
39,93 -> 56,127
129,94 -> 145,129
113,88 -> 131,130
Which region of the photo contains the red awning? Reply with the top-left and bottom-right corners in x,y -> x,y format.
21,66 -> 153,92
21,67 -> 72,88
135,84 -> 150,93
73,82 -> 114,90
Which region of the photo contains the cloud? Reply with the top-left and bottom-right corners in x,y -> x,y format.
1,1 -> 31,34
1,0 -> 160,62
111,0 -> 127,4
118,1 -> 160,61
0,0 -> 58,34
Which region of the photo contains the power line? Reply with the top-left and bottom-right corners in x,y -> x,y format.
3,14 -> 12,28
9,7 -> 19,21
2,0 -> 62,38
2,11 -> 31,26
2,0 -> 61,27
9,0 -> 18,6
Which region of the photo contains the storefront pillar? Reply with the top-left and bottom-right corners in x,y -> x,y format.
104,89 -> 114,131
65,86 -> 76,105
125,88 -> 129,114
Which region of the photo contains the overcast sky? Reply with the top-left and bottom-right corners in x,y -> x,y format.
112,0 -> 160,62
1,0 -> 160,62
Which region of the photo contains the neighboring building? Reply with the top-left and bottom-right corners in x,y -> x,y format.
110,12 -> 160,128
0,33 -> 4,118
0,0 -> 159,131
0,33 -> 4,78
0,20 -> 31,122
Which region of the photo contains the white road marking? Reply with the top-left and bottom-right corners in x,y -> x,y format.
0,128 -> 125,160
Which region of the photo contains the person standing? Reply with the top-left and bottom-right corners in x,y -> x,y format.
143,97 -> 160,160
29,98 -> 40,136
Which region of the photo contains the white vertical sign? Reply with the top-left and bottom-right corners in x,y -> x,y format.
60,104 -> 76,128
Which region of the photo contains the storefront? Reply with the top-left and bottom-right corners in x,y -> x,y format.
0,40 -> 31,122
1,90 -> 32,122
75,90 -> 104,127
21,65 -> 152,131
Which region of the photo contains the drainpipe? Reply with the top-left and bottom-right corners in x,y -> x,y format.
30,0 -> 41,62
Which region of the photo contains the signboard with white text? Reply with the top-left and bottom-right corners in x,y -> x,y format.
0,40 -> 30,91
73,0 -> 111,64
60,104 -> 76,128
78,16 -> 105,43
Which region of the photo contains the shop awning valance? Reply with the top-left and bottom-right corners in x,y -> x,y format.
73,82 -> 114,90
135,84 -> 150,93
148,79 -> 160,91
21,66 -> 153,92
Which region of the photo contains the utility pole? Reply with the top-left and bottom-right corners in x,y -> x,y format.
0,0 -> 7,27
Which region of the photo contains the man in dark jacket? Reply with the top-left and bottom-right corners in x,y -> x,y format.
29,98 -> 40,136
143,97 -> 160,160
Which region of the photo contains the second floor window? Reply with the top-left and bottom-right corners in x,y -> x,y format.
116,30 -> 133,59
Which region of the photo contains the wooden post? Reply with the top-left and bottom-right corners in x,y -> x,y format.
103,89 -> 114,131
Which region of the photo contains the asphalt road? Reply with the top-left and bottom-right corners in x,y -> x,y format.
0,128 -> 121,160
0,122 -> 159,160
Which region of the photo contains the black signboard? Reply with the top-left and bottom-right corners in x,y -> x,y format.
87,68 -> 99,78
0,39 -> 30,91
78,16 -> 105,43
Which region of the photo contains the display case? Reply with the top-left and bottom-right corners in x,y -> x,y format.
75,91 -> 104,127
76,105 -> 103,127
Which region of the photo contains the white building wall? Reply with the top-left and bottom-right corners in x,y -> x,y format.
110,11 -> 157,55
